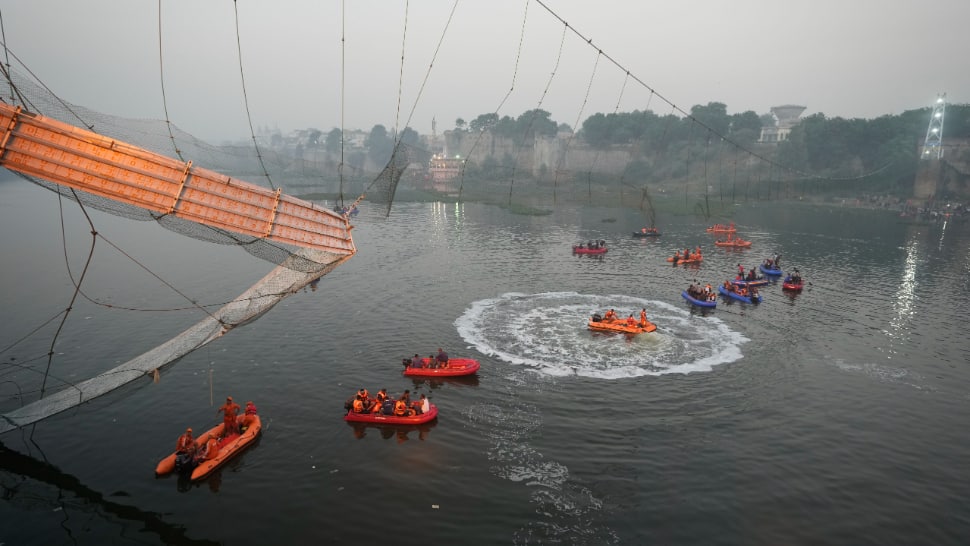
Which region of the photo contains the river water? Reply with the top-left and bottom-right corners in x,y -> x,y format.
1,176 -> 969,545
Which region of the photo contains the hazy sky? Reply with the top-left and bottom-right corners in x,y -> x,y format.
3,0 -> 967,142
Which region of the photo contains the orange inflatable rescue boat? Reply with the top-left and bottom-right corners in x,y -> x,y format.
156,410 -> 262,482
588,313 -> 657,334
404,357 -> 480,377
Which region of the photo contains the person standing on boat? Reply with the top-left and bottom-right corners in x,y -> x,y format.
420,394 -> 430,414
216,396 -> 241,436
639,309 -> 649,328
436,348 -> 449,368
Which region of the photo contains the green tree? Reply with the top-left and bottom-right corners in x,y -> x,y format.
455,118 -> 466,131
326,128 -> 342,153
307,129 -> 322,147
515,109 -> 557,142
690,102 -> 730,136
399,126 -> 429,164
400,126 -> 420,146
470,113 -> 500,133
730,111 -> 762,135
366,124 -> 394,164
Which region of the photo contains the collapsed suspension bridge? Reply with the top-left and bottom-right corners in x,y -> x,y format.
0,97 -> 368,434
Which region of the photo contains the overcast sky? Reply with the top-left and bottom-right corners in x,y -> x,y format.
3,0 -> 967,142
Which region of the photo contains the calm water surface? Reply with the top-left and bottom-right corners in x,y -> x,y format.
1,178 -> 969,545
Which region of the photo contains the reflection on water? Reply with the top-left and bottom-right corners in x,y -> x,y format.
887,232 -> 919,355
409,374 -> 480,390
1,441 -> 219,545
347,421 -> 437,442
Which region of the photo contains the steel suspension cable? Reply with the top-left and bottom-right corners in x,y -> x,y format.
458,0 -> 529,202
508,20 -> 567,207
156,0 -> 185,162
554,51 -> 601,206
231,0 -> 276,191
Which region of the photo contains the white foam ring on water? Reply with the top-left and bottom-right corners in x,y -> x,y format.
457,292 -> 748,544
455,291 -> 749,378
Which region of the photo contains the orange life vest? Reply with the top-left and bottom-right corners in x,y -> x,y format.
176,434 -> 194,452
204,438 -> 219,460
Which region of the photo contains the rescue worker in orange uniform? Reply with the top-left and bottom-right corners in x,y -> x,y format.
372,389 -> 389,413
198,434 -> 219,461
216,396 -> 241,436
639,309 -> 648,328
241,401 -> 258,431
176,427 -> 196,457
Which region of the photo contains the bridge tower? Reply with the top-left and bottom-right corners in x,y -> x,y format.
913,94 -> 946,203
921,93 -> 946,159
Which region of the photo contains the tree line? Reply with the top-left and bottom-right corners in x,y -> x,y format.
315,101 -> 970,198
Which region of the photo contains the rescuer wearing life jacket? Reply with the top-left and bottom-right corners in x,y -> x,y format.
216,396 -> 241,436
373,388 -> 389,413
176,427 -> 196,457
241,401 -> 258,432
202,434 -> 220,461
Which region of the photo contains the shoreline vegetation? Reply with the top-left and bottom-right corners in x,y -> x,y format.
297,186 -> 966,222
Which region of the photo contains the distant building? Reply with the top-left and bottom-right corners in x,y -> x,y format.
759,105 -> 806,143
428,153 -> 463,183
